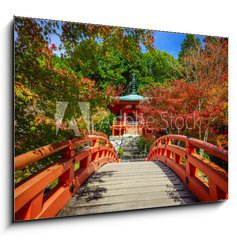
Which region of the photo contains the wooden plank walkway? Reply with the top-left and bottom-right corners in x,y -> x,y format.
57,161 -> 198,217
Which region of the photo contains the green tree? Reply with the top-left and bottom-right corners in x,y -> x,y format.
178,34 -> 201,61
138,50 -> 181,89
60,22 -> 154,90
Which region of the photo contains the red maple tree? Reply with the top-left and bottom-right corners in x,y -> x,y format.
139,37 -> 228,149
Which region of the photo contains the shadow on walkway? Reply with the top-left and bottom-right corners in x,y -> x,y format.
152,161 -> 198,204
75,170 -> 115,202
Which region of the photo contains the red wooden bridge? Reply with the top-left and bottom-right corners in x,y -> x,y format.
14,134 -> 228,220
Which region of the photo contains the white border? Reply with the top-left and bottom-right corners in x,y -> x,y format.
1,1 -> 237,239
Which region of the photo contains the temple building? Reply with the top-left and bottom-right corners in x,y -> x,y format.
109,74 -> 153,136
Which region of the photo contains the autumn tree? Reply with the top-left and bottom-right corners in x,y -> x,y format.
140,80 -> 204,137
14,17 -> 111,157
140,36 -> 228,149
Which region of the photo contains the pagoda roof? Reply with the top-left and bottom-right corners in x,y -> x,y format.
119,93 -> 144,102
118,73 -> 144,102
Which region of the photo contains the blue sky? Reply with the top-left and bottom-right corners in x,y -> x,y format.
152,31 -> 205,59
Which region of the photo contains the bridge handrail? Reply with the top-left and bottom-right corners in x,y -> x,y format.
147,134 -> 228,202
14,135 -> 119,221
15,135 -> 114,171
150,134 -> 228,162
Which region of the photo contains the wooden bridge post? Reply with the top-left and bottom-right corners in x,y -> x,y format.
59,141 -> 75,191
15,190 -> 44,220
165,137 -> 172,159
209,179 -> 227,201
80,151 -> 91,168
93,137 -> 100,161
101,140 -> 109,158
185,139 -> 197,178
208,180 -> 218,201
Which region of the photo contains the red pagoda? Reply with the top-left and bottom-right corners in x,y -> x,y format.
109,74 -> 153,136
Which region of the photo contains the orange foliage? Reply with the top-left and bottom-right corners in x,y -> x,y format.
140,37 -> 228,148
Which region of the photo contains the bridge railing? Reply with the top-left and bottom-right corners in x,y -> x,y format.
14,135 -> 119,221
146,134 -> 228,202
